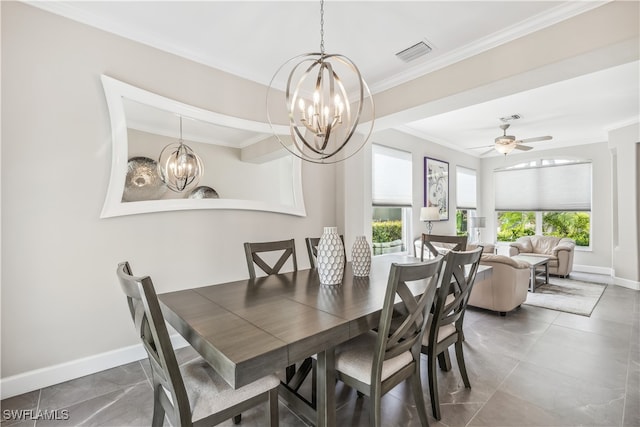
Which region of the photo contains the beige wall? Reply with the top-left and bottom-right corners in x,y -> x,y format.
609,123 -> 640,285
1,2 -> 335,382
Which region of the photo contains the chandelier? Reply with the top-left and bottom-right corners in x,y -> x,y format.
158,116 -> 203,192
266,0 -> 375,163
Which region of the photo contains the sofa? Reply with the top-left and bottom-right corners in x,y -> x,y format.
508,235 -> 576,277
468,254 -> 531,316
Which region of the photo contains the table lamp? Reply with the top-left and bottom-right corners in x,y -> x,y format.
468,216 -> 486,242
420,207 -> 440,234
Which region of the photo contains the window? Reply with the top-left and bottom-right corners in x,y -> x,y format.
372,144 -> 412,255
456,167 -> 477,236
495,160 -> 591,246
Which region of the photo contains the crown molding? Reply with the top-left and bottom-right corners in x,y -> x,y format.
369,1 -> 611,94
26,0 -> 610,93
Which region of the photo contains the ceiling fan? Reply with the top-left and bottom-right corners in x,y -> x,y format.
482,123 -> 552,155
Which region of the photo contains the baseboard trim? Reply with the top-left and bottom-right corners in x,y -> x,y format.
613,276 -> 640,290
572,264 -> 613,276
0,335 -> 189,400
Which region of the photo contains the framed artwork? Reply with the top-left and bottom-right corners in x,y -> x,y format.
424,157 -> 449,220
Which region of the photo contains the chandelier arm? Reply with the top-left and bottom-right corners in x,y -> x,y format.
266,0 -> 375,164
291,123 -> 328,156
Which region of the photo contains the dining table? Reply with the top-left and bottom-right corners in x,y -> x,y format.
158,253 -> 491,427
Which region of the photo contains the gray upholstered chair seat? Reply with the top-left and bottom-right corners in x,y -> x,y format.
335,331 -> 413,385
180,358 -> 280,420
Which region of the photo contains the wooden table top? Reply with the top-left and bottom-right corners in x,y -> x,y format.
158,254 -> 421,388
159,254 -> 492,390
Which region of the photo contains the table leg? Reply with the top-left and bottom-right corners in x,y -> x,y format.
316,348 -> 336,427
545,262 -> 549,284
529,267 -> 535,293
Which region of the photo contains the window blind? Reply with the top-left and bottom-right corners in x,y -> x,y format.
456,166 -> 477,209
372,144 -> 412,206
494,162 -> 592,211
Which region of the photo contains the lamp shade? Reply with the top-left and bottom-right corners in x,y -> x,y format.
468,216 -> 486,228
420,207 -> 440,221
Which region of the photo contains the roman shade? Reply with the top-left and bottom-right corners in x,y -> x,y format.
372,144 -> 412,207
456,166 -> 477,209
494,162 -> 592,211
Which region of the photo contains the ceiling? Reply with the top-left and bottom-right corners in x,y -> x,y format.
29,1 -> 639,157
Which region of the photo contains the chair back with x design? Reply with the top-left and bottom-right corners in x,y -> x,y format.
244,239 -> 298,279
420,233 -> 468,261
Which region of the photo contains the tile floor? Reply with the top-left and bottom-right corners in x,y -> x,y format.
2,273 -> 638,427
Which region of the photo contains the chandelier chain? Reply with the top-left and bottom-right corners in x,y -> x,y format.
319,0 -> 325,55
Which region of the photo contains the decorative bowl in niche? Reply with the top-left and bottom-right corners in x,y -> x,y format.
188,186 -> 220,199
122,156 -> 167,202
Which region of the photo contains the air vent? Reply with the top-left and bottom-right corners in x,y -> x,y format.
500,114 -> 521,122
395,41 -> 432,63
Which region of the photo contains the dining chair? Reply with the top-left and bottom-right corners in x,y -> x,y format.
419,233 -> 468,261
116,262 -> 280,427
305,235 -> 346,268
334,257 -> 444,427
244,239 -> 298,279
420,247 -> 483,420
243,239 -> 312,397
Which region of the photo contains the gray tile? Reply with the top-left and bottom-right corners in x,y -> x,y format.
333,388 -> 425,427
460,315 -> 547,362
497,361 -> 625,426
624,348 -> 640,427
410,344 -> 518,407
469,389 -> 566,426
552,311 -> 634,342
523,325 -> 630,390
36,382 -> 153,427
1,390 -> 39,426
591,287 -> 639,326
38,362 -> 148,411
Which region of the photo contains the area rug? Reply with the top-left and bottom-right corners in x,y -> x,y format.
523,277 -> 607,316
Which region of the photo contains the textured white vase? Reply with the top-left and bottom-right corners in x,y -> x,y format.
351,235 -> 372,277
317,227 -> 345,285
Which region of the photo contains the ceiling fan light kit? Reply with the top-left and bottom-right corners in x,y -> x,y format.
491,123 -> 551,156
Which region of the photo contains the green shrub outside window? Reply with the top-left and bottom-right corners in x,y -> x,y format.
496,212 -> 535,242
497,211 -> 590,246
542,212 -> 590,246
372,220 -> 403,242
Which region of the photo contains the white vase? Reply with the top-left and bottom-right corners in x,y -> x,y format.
351,235 -> 372,277
317,227 -> 345,285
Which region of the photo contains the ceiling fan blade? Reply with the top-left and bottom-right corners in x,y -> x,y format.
517,135 -> 552,144
514,144 -> 533,151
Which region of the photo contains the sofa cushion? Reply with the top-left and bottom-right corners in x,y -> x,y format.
530,235 -> 562,255
517,238 -> 533,253
468,243 -> 495,254
480,253 -> 529,269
